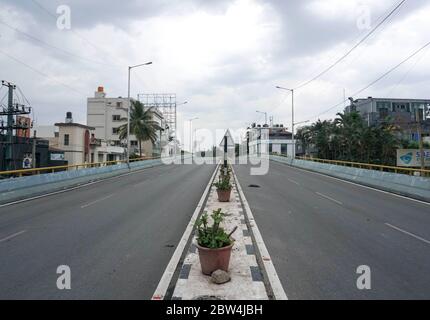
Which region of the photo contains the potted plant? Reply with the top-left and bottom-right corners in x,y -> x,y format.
214,176 -> 232,202
195,209 -> 237,275
220,164 -> 232,179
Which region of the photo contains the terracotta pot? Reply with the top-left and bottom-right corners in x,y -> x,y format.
196,242 -> 234,275
217,189 -> 232,202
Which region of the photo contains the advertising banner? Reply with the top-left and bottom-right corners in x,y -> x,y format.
397,149 -> 430,167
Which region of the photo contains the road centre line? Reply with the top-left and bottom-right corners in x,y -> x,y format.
385,223 -> 430,245
276,161 -> 430,207
315,192 -> 343,206
81,194 -> 116,209
288,178 -> 300,186
0,230 -> 27,243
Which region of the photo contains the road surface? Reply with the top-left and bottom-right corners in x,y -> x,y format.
235,160 -> 430,299
0,163 -> 215,299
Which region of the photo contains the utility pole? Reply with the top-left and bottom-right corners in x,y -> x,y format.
32,130 -> 37,168
276,86 -> 295,159
127,62 -> 152,165
1,81 -> 16,171
416,109 -> 425,171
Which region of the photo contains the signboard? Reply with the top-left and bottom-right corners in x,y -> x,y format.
22,154 -> 32,169
397,149 -> 430,167
50,153 -> 65,161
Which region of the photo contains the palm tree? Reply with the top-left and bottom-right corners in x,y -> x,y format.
118,100 -> 162,157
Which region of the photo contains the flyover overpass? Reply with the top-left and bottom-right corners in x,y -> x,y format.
0,157 -> 429,299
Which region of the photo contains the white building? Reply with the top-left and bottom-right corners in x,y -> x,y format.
55,112 -> 95,165
87,87 -> 168,159
248,124 -> 296,157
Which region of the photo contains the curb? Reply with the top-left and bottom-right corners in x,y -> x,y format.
232,166 -> 288,300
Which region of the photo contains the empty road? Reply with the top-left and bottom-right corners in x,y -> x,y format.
235,160 -> 430,299
0,163 -> 215,299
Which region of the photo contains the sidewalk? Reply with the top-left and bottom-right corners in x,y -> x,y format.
171,167 -> 269,300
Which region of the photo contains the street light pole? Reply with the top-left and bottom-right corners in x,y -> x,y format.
175,101 -> 188,158
256,111 -> 268,126
188,117 -> 198,162
127,62 -> 152,165
276,86 -> 295,159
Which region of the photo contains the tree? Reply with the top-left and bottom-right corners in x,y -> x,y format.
303,111 -> 400,165
118,100 -> 162,157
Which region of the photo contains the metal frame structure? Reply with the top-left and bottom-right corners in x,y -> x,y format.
138,93 -> 177,151
0,81 -> 32,171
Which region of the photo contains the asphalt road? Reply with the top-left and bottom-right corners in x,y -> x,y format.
0,163 -> 215,299
235,160 -> 430,299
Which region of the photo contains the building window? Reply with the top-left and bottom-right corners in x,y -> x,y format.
64,134 -> 70,146
112,115 -> 121,122
116,102 -> 122,108
131,141 -> 138,146
281,144 -> 288,155
112,127 -> 120,135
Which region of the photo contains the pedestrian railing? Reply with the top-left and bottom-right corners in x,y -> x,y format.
293,156 -> 430,177
0,156 -> 161,178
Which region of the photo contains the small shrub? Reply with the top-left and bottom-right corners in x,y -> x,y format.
195,209 -> 233,249
214,176 -> 232,191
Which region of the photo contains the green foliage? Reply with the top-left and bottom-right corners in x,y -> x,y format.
118,100 -> 163,156
401,140 -> 430,149
296,111 -> 401,166
214,175 -> 232,191
195,209 -> 232,249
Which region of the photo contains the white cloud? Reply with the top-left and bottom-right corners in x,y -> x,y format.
0,0 -> 429,150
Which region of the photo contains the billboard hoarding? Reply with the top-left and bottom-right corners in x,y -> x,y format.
397,149 -> 430,167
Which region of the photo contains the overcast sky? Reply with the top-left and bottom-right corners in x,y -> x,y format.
1,0 -> 429,150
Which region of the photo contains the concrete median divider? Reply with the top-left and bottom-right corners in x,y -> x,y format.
270,155 -> 430,202
0,158 -> 169,205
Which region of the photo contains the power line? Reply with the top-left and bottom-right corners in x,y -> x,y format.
294,0 -> 408,90
307,40 -> 430,120
385,45 -> 430,96
29,0 -> 127,67
0,49 -> 86,96
29,0 -> 151,92
0,19 -> 120,68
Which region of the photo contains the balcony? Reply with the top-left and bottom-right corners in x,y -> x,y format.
90,138 -> 102,147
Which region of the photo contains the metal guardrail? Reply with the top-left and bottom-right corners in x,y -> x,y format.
293,156 -> 430,177
0,156 -> 161,178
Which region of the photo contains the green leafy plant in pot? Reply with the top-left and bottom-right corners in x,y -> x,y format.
214,175 -> 232,202
195,209 -> 237,275
220,164 -> 232,180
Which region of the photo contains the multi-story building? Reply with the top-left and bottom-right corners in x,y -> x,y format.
345,97 -> 430,141
87,87 -> 167,158
247,123 -> 296,156
55,112 -> 95,165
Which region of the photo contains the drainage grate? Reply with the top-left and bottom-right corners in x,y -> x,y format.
193,295 -> 223,300
248,184 -> 261,188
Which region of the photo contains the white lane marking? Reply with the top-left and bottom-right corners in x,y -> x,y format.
315,192 -> 343,206
273,160 -> 430,207
0,162 -> 170,208
288,178 -> 300,186
0,230 -> 27,243
152,165 -> 218,300
233,167 -> 288,300
81,194 -> 116,209
385,223 -> 430,245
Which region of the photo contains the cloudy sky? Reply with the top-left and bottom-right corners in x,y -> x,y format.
1,0 -> 429,150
